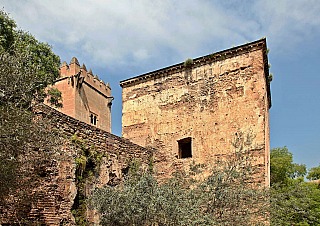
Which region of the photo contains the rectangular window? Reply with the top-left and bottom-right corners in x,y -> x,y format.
178,137 -> 192,158
90,113 -> 98,125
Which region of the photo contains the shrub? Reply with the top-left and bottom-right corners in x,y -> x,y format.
184,58 -> 193,68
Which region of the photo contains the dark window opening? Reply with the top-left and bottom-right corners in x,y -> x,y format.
178,137 -> 192,158
90,114 -> 94,124
90,114 -> 97,125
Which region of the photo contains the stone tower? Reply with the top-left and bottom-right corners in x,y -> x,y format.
120,38 -> 271,185
48,57 -> 113,132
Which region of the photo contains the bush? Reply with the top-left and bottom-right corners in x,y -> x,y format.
184,58 -> 193,68
90,134 -> 269,225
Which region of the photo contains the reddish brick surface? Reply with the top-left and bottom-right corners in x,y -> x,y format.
47,57 -> 112,132
0,106 -> 151,225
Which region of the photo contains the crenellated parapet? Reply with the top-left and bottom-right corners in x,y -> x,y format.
59,57 -> 111,97
48,57 -> 113,132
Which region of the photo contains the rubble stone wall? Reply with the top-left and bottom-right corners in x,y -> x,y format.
49,107 -> 151,225
121,39 -> 271,184
0,106 -> 151,225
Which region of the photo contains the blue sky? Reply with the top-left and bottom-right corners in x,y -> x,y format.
2,0 -> 320,169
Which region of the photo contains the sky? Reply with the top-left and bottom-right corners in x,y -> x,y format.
2,0 -> 320,170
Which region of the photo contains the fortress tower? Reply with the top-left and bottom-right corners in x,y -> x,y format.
0,39 -> 272,224
48,57 -> 113,132
120,38 -> 271,185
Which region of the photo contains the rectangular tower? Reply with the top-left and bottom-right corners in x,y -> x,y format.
47,57 -> 113,132
120,38 -> 271,185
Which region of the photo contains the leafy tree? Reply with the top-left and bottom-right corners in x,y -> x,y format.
307,164 -> 320,181
0,9 -> 62,223
90,133 -> 269,225
0,9 -> 16,51
0,9 -> 61,104
271,180 -> 320,225
270,147 -> 320,225
270,146 -> 307,186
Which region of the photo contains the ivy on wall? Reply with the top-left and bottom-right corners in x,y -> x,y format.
70,133 -> 107,225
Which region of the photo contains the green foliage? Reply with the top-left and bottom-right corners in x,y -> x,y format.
184,57 -> 193,68
71,133 -> 105,225
268,73 -> 273,83
0,9 -> 16,51
270,147 -> 320,225
0,9 -> 61,107
148,157 -> 154,173
265,49 -> 273,83
76,155 -> 87,177
0,9 -> 61,223
266,48 -> 270,55
307,164 -> 320,181
71,134 -> 104,177
270,146 -> 306,186
306,183 -> 320,214
271,180 -> 320,225
90,135 -> 268,225
47,87 -> 63,108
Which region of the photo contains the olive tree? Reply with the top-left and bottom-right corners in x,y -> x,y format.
270,147 -> 320,225
0,9 -> 62,223
90,133 -> 269,226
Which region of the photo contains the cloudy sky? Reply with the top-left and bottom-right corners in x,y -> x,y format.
2,0 -> 320,170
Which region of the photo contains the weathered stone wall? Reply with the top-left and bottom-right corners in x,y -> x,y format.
49,106 -> 151,225
0,106 -> 151,225
121,39 -> 271,184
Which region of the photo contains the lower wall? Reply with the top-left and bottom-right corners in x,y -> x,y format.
0,105 -> 152,225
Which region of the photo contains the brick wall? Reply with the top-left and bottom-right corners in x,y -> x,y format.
47,57 -> 113,132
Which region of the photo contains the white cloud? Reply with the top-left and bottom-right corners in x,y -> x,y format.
133,49 -> 149,60
2,0 -> 320,69
253,0 -> 320,49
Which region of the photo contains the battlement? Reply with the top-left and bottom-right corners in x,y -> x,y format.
48,57 -> 113,132
60,57 -> 111,97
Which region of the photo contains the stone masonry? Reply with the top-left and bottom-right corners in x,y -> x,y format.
120,38 -> 271,185
0,38 -> 271,225
0,105 -> 151,225
48,57 -> 113,132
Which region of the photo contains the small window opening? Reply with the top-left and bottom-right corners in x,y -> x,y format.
90,114 -> 94,124
178,137 -> 192,158
90,114 -> 97,125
